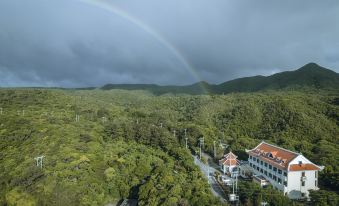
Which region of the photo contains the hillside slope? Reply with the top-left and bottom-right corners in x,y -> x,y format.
214,63 -> 339,93
0,89 -> 338,205
101,63 -> 339,95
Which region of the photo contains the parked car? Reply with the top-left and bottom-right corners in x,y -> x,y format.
221,176 -> 232,186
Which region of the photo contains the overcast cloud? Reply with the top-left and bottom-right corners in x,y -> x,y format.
0,0 -> 338,87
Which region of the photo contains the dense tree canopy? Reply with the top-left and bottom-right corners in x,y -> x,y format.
0,88 -> 338,205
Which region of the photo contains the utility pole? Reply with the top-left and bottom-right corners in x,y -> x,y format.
207,165 -> 210,183
213,140 -> 216,158
75,114 -> 80,122
102,117 -> 107,123
199,137 -> 204,160
34,155 -> 45,169
184,129 -> 188,149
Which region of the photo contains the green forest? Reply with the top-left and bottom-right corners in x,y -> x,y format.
0,88 -> 338,206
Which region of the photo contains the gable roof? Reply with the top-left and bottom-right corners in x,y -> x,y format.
247,141 -> 299,169
220,159 -> 240,166
289,163 -> 321,171
219,151 -> 239,166
223,151 -> 237,159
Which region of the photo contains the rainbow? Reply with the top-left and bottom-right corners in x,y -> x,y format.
75,0 -> 209,94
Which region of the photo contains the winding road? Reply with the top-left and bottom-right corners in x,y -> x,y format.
193,155 -> 228,203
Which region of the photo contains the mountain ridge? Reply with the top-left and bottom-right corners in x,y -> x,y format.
101,63 -> 339,95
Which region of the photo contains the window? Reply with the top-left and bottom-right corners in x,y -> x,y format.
284,181 -> 287,186
273,167 -> 277,172
284,172 -> 287,177
253,157 -> 256,161
269,173 -> 272,178
315,180 -> 318,187
260,169 -> 263,173
250,163 -> 252,167
278,178 -> 282,184
302,181 -> 305,186
260,160 -> 263,165
302,171 -> 305,177
269,165 -> 272,169
273,175 -> 277,181
264,162 -> 268,167
257,159 -> 259,163
301,193 -> 305,197
278,169 -> 282,174
315,171 -> 318,178
249,156 -> 252,160
257,167 -> 259,171
299,161 -> 302,165
264,171 -> 267,175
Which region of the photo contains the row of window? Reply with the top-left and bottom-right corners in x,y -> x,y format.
249,159 -> 287,176
250,163 -> 288,186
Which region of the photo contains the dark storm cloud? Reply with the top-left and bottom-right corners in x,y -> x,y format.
0,0 -> 338,87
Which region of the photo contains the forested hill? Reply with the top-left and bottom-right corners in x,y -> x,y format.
101,63 -> 339,95
101,82 -> 212,95
213,63 -> 339,93
0,89 -> 338,205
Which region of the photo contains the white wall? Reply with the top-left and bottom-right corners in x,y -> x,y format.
248,153 -> 320,199
287,170 -> 317,199
289,155 -> 312,166
285,155 -> 319,199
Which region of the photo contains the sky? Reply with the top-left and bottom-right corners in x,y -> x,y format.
0,0 -> 338,87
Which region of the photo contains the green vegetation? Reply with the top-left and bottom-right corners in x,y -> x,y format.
102,63 -> 339,95
0,87 -> 338,205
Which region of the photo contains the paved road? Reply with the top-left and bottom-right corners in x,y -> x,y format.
193,155 -> 227,202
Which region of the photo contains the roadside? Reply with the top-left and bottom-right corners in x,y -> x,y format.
193,155 -> 228,203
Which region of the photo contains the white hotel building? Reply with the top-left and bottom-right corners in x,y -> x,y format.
246,141 -> 324,199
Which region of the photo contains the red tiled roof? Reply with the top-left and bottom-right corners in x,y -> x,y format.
219,151 -> 239,166
247,141 -> 298,169
221,159 -> 240,166
222,151 -> 237,160
289,164 -> 320,171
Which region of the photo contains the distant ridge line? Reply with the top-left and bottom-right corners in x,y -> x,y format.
101,63 -> 339,95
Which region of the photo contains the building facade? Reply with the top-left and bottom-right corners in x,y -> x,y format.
246,141 -> 324,199
219,151 -> 240,176
238,161 -> 252,179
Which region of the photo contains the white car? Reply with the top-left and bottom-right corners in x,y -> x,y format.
221,176 -> 232,186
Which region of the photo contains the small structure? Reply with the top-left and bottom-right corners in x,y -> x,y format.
253,175 -> 270,187
246,141 -> 324,199
219,151 -> 240,175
